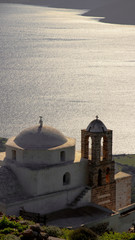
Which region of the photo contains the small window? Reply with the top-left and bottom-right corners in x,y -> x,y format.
98,169 -> 102,186
63,172 -> 70,185
106,167 -> 110,183
60,151 -> 65,162
12,150 -> 16,160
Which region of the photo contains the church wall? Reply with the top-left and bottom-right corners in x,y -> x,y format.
116,175 -> 131,210
6,146 -> 23,162
6,158 -> 88,197
7,163 -> 38,196
22,145 -> 75,165
6,186 -> 86,215
37,160 -> 88,195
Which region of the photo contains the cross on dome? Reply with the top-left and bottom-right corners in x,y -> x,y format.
39,116 -> 43,128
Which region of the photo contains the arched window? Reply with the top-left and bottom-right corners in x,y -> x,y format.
63,172 -> 70,185
103,136 -> 108,160
60,151 -> 65,162
106,167 -> 110,183
100,137 -> 103,161
89,137 -> 92,160
98,169 -> 102,186
12,150 -> 16,160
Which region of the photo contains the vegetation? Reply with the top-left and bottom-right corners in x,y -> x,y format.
0,215 -> 27,239
40,226 -> 135,240
0,215 -> 135,240
68,227 -> 97,240
0,236 -> 19,240
41,225 -> 72,239
99,231 -> 135,240
0,137 -> 7,152
113,154 -> 135,167
42,225 -> 64,238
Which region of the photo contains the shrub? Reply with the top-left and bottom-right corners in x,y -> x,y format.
68,227 -> 98,240
0,227 -> 17,234
42,225 -> 63,237
99,232 -> 135,240
0,235 -> 20,240
61,228 -> 73,240
90,223 -> 109,235
0,215 -> 27,234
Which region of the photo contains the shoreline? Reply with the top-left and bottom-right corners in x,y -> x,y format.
0,0 -> 135,25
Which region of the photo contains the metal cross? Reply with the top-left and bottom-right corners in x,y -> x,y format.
39,116 -> 43,127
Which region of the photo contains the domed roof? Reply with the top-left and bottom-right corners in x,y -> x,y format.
86,116 -> 107,133
14,125 -> 67,149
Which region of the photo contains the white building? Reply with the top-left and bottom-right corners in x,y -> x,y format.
0,116 -> 134,231
0,117 -> 89,215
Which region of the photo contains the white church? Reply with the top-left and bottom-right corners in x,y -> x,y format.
0,116 -> 135,231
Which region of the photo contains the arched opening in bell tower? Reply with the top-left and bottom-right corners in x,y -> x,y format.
100,137 -> 103,161
98,169 -> 102,186
106,167 -> 110,183
88,137 -> 92,160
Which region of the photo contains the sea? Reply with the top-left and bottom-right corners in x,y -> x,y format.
0,3 -> 135,154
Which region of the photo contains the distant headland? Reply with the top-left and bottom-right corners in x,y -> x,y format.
0,0 -> 135,25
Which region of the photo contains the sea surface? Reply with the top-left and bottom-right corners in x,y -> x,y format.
0,3 -> 135,153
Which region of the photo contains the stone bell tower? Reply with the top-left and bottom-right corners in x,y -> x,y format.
81,116 -> 116,211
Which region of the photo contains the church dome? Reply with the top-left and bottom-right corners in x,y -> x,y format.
86,117 -> 107,133
14,125 -> 67,149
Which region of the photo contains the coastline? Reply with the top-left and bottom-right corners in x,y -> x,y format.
0,0 -> 135,25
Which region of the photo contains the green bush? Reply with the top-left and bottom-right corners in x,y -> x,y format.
90,223 -> 109,236
99,232 -> 135,240
0,227 -> 16,234
68,227 -> 97,240
42,225 -> 63,237
0,235 -> 19,240
61,228 -> 73,240
0,215 -> 27,234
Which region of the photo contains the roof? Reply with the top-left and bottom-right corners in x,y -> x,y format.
12,125 -> 67,149
87,117 -> 107,133
115,171 -> 132,180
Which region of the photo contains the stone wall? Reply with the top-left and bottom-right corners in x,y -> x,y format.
91,182 -> 116,211
115,172 -> 131,210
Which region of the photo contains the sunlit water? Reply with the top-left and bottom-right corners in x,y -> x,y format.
0,3 -> 135,153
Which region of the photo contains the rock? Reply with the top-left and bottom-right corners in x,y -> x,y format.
19,220 -> 28,225
21,228 -> 35,239
33,231 -> 39,237
39,232 -> 49,240
30,224 -> 41,233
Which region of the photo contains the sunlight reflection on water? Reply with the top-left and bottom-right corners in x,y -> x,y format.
0,4 -> 135,153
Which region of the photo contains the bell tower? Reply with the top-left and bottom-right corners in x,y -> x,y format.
81,116 -> 116,210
